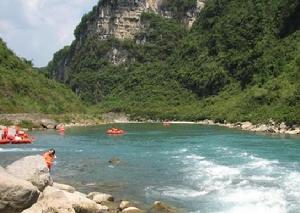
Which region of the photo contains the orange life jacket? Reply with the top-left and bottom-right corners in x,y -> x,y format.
43,152 -> 55,169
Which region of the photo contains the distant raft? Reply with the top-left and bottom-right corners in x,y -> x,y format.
0,127 -> 34,144
106,128 -> 125,135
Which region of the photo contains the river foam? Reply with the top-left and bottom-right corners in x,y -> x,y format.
0,147 -> 45,152
147,145 -> 300,213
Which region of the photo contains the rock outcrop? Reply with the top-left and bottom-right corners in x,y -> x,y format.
0,166 -> 40,213
81,0 -> 206,41
6,155 -> 53,191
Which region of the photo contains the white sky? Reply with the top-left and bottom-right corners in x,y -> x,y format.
0,0 -> 98,67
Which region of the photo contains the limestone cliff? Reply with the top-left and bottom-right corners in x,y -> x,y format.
77,0 -> 205,41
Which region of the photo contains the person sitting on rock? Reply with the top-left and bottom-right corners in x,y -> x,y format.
43,148 -> 56,170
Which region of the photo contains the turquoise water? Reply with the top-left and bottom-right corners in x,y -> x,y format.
1,124 -> 300,212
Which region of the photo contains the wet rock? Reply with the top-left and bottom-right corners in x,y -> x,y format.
0,166 -> 40,213
119,200 -> 131,210
108,157 -> 121,165
122,207 -> 143,213
6,155 -> 53,191
149,201 -> 176,213
87,192 -> 114,204
53,182 -> 75,193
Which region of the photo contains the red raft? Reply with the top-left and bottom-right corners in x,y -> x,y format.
106,128 -> 125,135
0,127 -> 34,144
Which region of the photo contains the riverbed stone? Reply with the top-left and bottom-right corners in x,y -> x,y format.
6,155 -> 53,191
87,192 -> 114,204
0,166 -> 40,213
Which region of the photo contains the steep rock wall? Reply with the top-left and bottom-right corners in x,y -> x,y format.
82,0 -> 205,40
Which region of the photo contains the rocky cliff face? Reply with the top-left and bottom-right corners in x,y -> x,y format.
80,0 -> 205,41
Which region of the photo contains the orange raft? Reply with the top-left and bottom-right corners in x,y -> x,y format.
106,128 -> 125,135
0,127 -> 34,144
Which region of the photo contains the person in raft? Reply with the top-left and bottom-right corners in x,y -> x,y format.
43,148 -> 56,170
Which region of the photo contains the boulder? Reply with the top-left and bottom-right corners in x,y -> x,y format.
87,192 -> 114,204
6,155 -> 53,191
53,182 -> 76,193
0,166 -> 40,213
63,189 -> 105,213
119,200 -> 131,210
122,207 -> 143,213
40,119 -> 57,129
149,201 -> 176,213
23,186 -> 106,213
22,186 -> 75,213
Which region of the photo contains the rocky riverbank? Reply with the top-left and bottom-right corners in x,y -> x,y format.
1,113 -> 299,136
197,119 -> 300,135
0,155 -> 177,213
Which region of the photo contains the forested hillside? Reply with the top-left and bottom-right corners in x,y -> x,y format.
0,38 -> 85,113
47,0 -> 300,124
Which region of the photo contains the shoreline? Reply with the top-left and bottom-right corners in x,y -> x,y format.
0,113 -> 299,136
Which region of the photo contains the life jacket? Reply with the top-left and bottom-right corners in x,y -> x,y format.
43,152 -> 55,169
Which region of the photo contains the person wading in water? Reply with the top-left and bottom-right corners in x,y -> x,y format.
43,148 -> 56,171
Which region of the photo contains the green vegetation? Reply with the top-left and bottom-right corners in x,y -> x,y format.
0,38 -> 85,113
47,0 -> 300,124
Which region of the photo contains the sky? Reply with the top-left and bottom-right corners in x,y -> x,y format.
0,0 -> 98,67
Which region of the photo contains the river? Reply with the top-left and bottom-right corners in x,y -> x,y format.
0,124 -> 300,212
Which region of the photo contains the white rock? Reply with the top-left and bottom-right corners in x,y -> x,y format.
53,182 -> 75,193
122,206 -> 143,213
87,192 -> 114,204
0,166 -> 40,213
241,122 -> 253,130
6,155 -> 53,191
119,200 -> 131,210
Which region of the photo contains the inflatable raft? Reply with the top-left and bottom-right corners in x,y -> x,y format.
0,127 -> 34,144
106,128 -> 125,135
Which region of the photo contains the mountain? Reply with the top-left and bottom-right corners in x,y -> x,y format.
0,38 -> 85,113
47,0 -> 300,124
